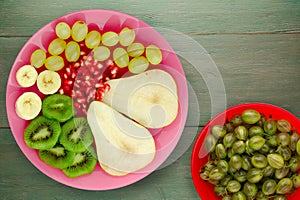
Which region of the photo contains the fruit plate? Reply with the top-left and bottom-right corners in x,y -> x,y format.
6,9 -> 188,190
191,103 -> 300,200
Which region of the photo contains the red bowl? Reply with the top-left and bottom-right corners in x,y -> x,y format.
191,103 -> 300,200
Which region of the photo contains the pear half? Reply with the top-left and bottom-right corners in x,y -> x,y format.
102,69 -> 178,128
87,101 -> 156,175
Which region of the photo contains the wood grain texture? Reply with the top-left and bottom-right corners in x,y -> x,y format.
0,0 -> 300,36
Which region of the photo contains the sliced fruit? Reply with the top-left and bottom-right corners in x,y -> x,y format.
145,44 -> 162,65
59,118 -> 93,152
42,94 -> 74,123
102,69 -> 178,128
45,55 -> 64,71
55,22 -> 71,40
85,30 -> 101,49
100,162 -> 128,176
113,47 -> 129,68
87,101 -> 156,175
48,38 -> 66,56
102,31 -> 119,46
65,41 -> 80,62
39,144 -> 75,168
16,65 -> 38,87
62,146 -> 97,178
15,92 -> 42,120
119,27 -> 135,46
24,116 -> 61,150
37,70 -> 61,95
92,46 -> 110,62
128,56 -> 149,74
127,42 -> 144,57
71,21 -> 88,42
30,49 -> 46,68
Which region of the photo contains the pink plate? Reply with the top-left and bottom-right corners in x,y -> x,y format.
6,10 -> 188,190
191,103 -> 300,200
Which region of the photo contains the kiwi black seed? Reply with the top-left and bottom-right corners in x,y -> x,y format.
24,116 -> 61,150
59,117 -> 93,152
39,144 -> 75,169
42,94 -> 75,123
62,146 -> 97,178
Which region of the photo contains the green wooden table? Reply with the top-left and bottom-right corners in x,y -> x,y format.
1,1 -> 299,199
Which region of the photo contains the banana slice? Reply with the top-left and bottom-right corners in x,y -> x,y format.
37,70 -> 61,95
16,65 -> 38,87
15,92 -> 42,120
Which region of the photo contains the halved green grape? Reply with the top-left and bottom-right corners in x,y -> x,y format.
128,56 -> 149,74
146,44 -> 162,65
30,49 -> 46,68
127,42 -> 144,57
71,21 -> 88,42
45,55 -> 64,71
48,38 -> 66,56
119,27 -> 135,46
113,47 -> 129,68
85,30 -> 101,49
92,46 -> 110,62
65,41 -> 80,62
55,22 -> 71,40
102,31 -> 119,46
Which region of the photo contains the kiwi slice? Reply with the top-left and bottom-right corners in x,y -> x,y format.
42,94 -> 75,123
24,116 -> 61,150
39,144 -> 75,169
59,117 -> 93,152
62,146 -> 97,178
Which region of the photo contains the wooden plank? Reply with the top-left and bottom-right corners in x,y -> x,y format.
0,127 -> 200,200
1,34 -> 299,128
0,0 -> 299,36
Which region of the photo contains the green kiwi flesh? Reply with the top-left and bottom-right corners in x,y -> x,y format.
39,144 -> 75,169
24,116 -> 61,150
62,146 -> 97,178
59,117 -> 93,152
42,94 -> 74,123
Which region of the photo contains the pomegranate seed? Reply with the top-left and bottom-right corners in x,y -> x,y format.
59,88 -> 64,94
80,51 -> 86,56
71,62 -> 81,69
103,84 -> 110,92
97,63 -> 103,70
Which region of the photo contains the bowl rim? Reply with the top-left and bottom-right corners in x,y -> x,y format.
190,102 -> 300,199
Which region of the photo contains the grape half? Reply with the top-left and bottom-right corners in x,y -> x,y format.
48,38 -> 66,56
71,21 -> 88,42
30,49 -> 46,68
55,22 -> 71,40
85,30 -> 101,49
119,27 -> 135,46
146,44 -> 162,65
45,55 -> 64,71
93,46 -> 110,62
128,56 -> 149,74
65,41 -> 80,62
113,47 -> 129,68
102,31 -> 119,47
127,42 -> 144,57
